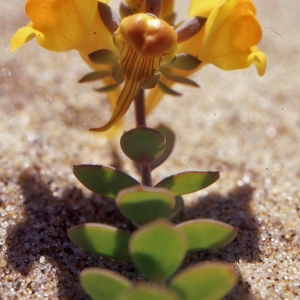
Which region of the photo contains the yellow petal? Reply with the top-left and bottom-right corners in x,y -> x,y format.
11,0 -> 98,52
188,0 -> 223,18
248,48 -> 267,76
10,22 -> 37,51
160,0 -> 175,21
77,2 -> 118,70
202,0 -> 266,75
90,77 -> 140,132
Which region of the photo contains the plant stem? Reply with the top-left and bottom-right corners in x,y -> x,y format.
134,89 -> 152,187
134,89 -> 147,127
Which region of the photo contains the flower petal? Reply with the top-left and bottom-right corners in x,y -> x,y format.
202,0 -> 266,74
78,1 -> 118,69
248,48 -> 267,76
90,78 -> 139,132
10,22 -> 37,51
12,0 -> 98,52
189,0 -> 223,18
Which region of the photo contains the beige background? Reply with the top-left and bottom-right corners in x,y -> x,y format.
1,1 -> 299,299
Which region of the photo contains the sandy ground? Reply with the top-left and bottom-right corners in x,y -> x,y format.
1,1 -> 299,299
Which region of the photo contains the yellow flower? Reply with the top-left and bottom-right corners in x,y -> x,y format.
188,0 -> 266,75
11,0 -> 267,131
10,0 -> 99,52
145,0 -> 266,113
90,13 -> 178,131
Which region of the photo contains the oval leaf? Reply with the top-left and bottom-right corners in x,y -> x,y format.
68,223 -> 132,262
80,268 -> 131,300
175,219 -> 237,252
73,164 -> 139,198
169,262 -> 237,300
150,124 -> 175,170
120,127 -> 166,164
118,284 -> 180,300
129,219 -> 186,283
155,171 -> 219,196
116,186 -> 175,226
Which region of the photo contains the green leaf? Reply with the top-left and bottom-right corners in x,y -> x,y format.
158,81 -> 181,96
150,124 -> 175,170
160,68 -> 199,87
155,171 -> 219,196
94,83 -> 120,92
129,219 -> 186,283
169,196 -> 184,220
116,186 -> 175,226
68,223 -> 132,262
73,165 -> 139,198
175,219 -> 238,252
88,49 -> 119,65
118,284 -> 180,300
170,53 -> 202,70
80,268 -> 131,300
78,70 -> 112,83
169,262 -> 237,300
120,127 -> 166,164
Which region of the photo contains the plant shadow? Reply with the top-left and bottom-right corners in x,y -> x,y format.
6,168 -> 259,299
174,183 -> 259,299
5,169 -> 136,300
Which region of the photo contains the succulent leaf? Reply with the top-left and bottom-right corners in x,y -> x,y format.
117,186 -> 175,226
129,219 -> 187,283
73,164 -> 139,198
68,223 -> 132,262
120,127 -> 166,164
175,219 -> 237,252
169,262 -> 237,300
155,171 -> 219,196
80,268 -> 131,300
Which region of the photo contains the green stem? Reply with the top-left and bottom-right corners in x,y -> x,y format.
134,89 -> 152,187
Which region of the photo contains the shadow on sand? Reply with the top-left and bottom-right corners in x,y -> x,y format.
6,168 -> 259,299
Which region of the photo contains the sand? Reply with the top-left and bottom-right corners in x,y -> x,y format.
0,1 -> 299,299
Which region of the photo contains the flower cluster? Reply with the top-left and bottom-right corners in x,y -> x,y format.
11,0 -> 266,131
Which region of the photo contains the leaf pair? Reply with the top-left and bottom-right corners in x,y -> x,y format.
74,166 -> 219,223
77,219 -> 237,300
68,219 -> 237,271
80,262 -> 236,300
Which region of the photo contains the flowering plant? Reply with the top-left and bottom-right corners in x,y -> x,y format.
11,0 -> 266,299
